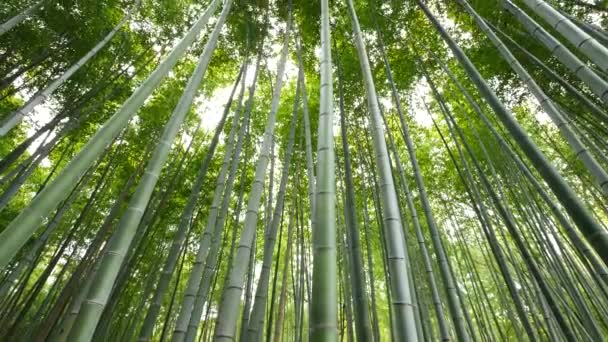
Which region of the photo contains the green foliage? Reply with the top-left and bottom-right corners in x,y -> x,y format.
1,0 -> 607,341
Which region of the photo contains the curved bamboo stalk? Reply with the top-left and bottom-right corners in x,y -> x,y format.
137,63 -> 245,342
335,50 -> 373,342
182,60 -> 253,342
247,94 -> 298,341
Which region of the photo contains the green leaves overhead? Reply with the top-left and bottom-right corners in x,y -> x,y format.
1,0 -> 607,341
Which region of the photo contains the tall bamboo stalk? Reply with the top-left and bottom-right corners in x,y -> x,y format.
213,8 -> 291,340
0,0 -> 223,270
346,1 -> 419,340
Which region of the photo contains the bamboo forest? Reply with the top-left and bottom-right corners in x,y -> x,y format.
2,0 -> 608,340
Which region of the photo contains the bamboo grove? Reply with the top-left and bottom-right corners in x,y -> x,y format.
0,0 -> 607,340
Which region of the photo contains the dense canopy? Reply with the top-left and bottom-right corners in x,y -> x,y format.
1,0 -> 608,341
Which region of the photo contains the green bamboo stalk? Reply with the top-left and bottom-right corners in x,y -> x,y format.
247,80 -> 299,341
64,2 -> 232,339
335,51 -> 373,342
0,0 -> 142,136
181,68 -> 252,342
502,0 -> 608,103
346,1 -> 419,340
212,9 -> 291,340
418,0 -> 608,267
0,0 -> 44,36
0,0 -> 222,271
521,0 -> 608,72
137,62 -> 245,342
309,0 -> 337,339
273,207 -> 296,342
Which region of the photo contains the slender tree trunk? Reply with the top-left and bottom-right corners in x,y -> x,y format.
183,64 -> 254,342
347,1 -> 421,339
0,0 -> 141,135
172,48 -> 258,342
0,0 -> 44,36
418,0 -> 608,267
65,2 -> 231,339
273,208 -> 296,342
335,51 -> 373,342
309,0 -> 337,338
0,0 -> 223,269
212,8 -> 291,340
137,61 -> 244,342
246,91 -> 299,341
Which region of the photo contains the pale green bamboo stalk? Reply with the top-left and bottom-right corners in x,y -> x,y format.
522,0 -> 608,72
336,51 -> 373,342
172,56 -> 260,342
309,0 -> 337,340
246,82 -> 299,341
212,10 -> 291,341
372,15 -> 450,340
181,59 -> 253,342
64,1 -> 231,339
0,0 -> 141,136
503,0 -> 608,103
295,35 -> 316,232
380,107 -> 450,341
273,207 -> 296,342
137,62 -> 245,342
181,58 -> 260,342
346,1 -> 418,340
0,0 -> 222,271
0,0 -> 43,36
